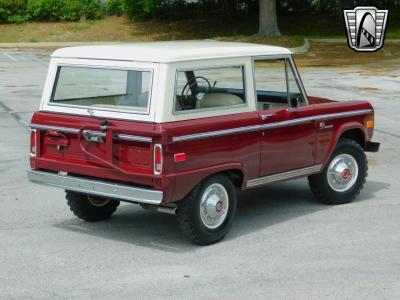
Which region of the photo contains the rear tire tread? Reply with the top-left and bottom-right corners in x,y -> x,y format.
66,191 -> 120,222
177,174 -> 237,245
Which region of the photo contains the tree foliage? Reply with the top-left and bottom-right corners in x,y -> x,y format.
0,0 -> 399,24
0,0 -> 104,23
0,0 -> 26,23
122,0 -> 158,21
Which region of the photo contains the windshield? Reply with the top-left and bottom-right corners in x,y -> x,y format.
50,66 -> 152,114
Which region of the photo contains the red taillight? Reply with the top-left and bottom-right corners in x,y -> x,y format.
153,144 -> 162,175
30,129 -> 37,157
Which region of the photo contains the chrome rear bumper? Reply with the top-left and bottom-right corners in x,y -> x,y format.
27,170 -> 163,205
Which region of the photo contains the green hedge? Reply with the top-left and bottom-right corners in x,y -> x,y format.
0,0 -> 27,23
122,0 -> 159,21
106,0 -> 124,17
26,0 -> 104,21
0,0 -> 104,23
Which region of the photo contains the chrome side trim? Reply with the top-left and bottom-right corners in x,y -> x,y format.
27,170 -> 163,205
246,165 -> 323,188
172,109 -> 373,142
172,124 -> 263,143
30,124 -> 152,143
30,124 -> 79,134
318,109 -> 372,120
116,134 -> 152,143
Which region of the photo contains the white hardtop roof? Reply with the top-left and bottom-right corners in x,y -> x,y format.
52,40 -> 292,63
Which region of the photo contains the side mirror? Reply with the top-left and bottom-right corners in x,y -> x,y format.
290,97 -> 299,108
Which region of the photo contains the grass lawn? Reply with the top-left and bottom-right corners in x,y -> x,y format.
0,14 -> 399,46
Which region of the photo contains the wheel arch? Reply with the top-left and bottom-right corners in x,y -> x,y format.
324,123 -> 366,167
219,168 -> 244,189
340,128 -> 366,148
167,163 -> 246,204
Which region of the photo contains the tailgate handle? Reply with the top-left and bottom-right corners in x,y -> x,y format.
78,127 -> 131,175
47,130 -> 67,138
44,130 -> 69,150
82,130 -> 105,143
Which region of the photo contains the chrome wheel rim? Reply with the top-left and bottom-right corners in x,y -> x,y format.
88,196 -> 111,207
327,154 -> 359,192
200,183 -> 229,229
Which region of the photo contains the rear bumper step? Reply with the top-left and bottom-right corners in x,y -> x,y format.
27,170 -> 163,205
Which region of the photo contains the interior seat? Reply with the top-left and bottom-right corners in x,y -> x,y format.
200,93 -> 243,109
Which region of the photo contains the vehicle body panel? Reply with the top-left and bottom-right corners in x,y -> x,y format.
29,42 -> 378,205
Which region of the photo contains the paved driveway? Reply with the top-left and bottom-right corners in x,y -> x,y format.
0,44 -> 399,299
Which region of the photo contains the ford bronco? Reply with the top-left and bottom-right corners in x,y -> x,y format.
28,41 -> 380,245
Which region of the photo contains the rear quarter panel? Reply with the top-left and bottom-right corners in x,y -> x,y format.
161,112 -> 261,202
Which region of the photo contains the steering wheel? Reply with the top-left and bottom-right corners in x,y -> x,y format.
180,76 -> 212,110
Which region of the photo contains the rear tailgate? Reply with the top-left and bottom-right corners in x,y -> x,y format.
30,111 -> 159,187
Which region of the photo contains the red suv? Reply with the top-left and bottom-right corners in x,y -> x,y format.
28,41 -> 380,244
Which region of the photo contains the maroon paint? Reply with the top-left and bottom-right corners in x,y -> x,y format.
30,98 -> 374,204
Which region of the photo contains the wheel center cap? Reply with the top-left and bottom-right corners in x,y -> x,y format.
342,168 -> 351,180
216,201 -> 223,213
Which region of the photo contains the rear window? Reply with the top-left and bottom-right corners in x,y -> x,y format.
50,66 -> 152,114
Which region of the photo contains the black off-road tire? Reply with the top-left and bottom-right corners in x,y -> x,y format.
177,174 -> 237,245
308,138 -> 368,205
66,191 -> 120,222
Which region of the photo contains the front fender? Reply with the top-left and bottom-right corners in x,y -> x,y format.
323,122 -> 366,167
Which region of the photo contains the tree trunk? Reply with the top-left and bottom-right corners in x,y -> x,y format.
222,0 -> 237,20
258,0 -> 281,37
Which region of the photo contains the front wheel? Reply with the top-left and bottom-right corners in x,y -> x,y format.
66,191 -> 120,222
308,138 -> 368,205
177,174 -> 237,245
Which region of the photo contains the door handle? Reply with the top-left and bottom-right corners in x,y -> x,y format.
260,114 -> 273,121
319,122 -> 334,130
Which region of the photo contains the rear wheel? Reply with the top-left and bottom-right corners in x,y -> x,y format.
66,191 -> 120,222
308,138 -> 368,205
177,174 -> 237,245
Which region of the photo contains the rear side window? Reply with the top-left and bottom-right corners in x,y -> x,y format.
174,66 -> 246,112
50,66 -> 152,114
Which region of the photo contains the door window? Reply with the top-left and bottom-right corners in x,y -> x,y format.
287,61 -> 306,106
254,58 -> 306,111
174,66 -> 246,113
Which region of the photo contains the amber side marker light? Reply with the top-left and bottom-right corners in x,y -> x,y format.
366,120 -> 375,128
